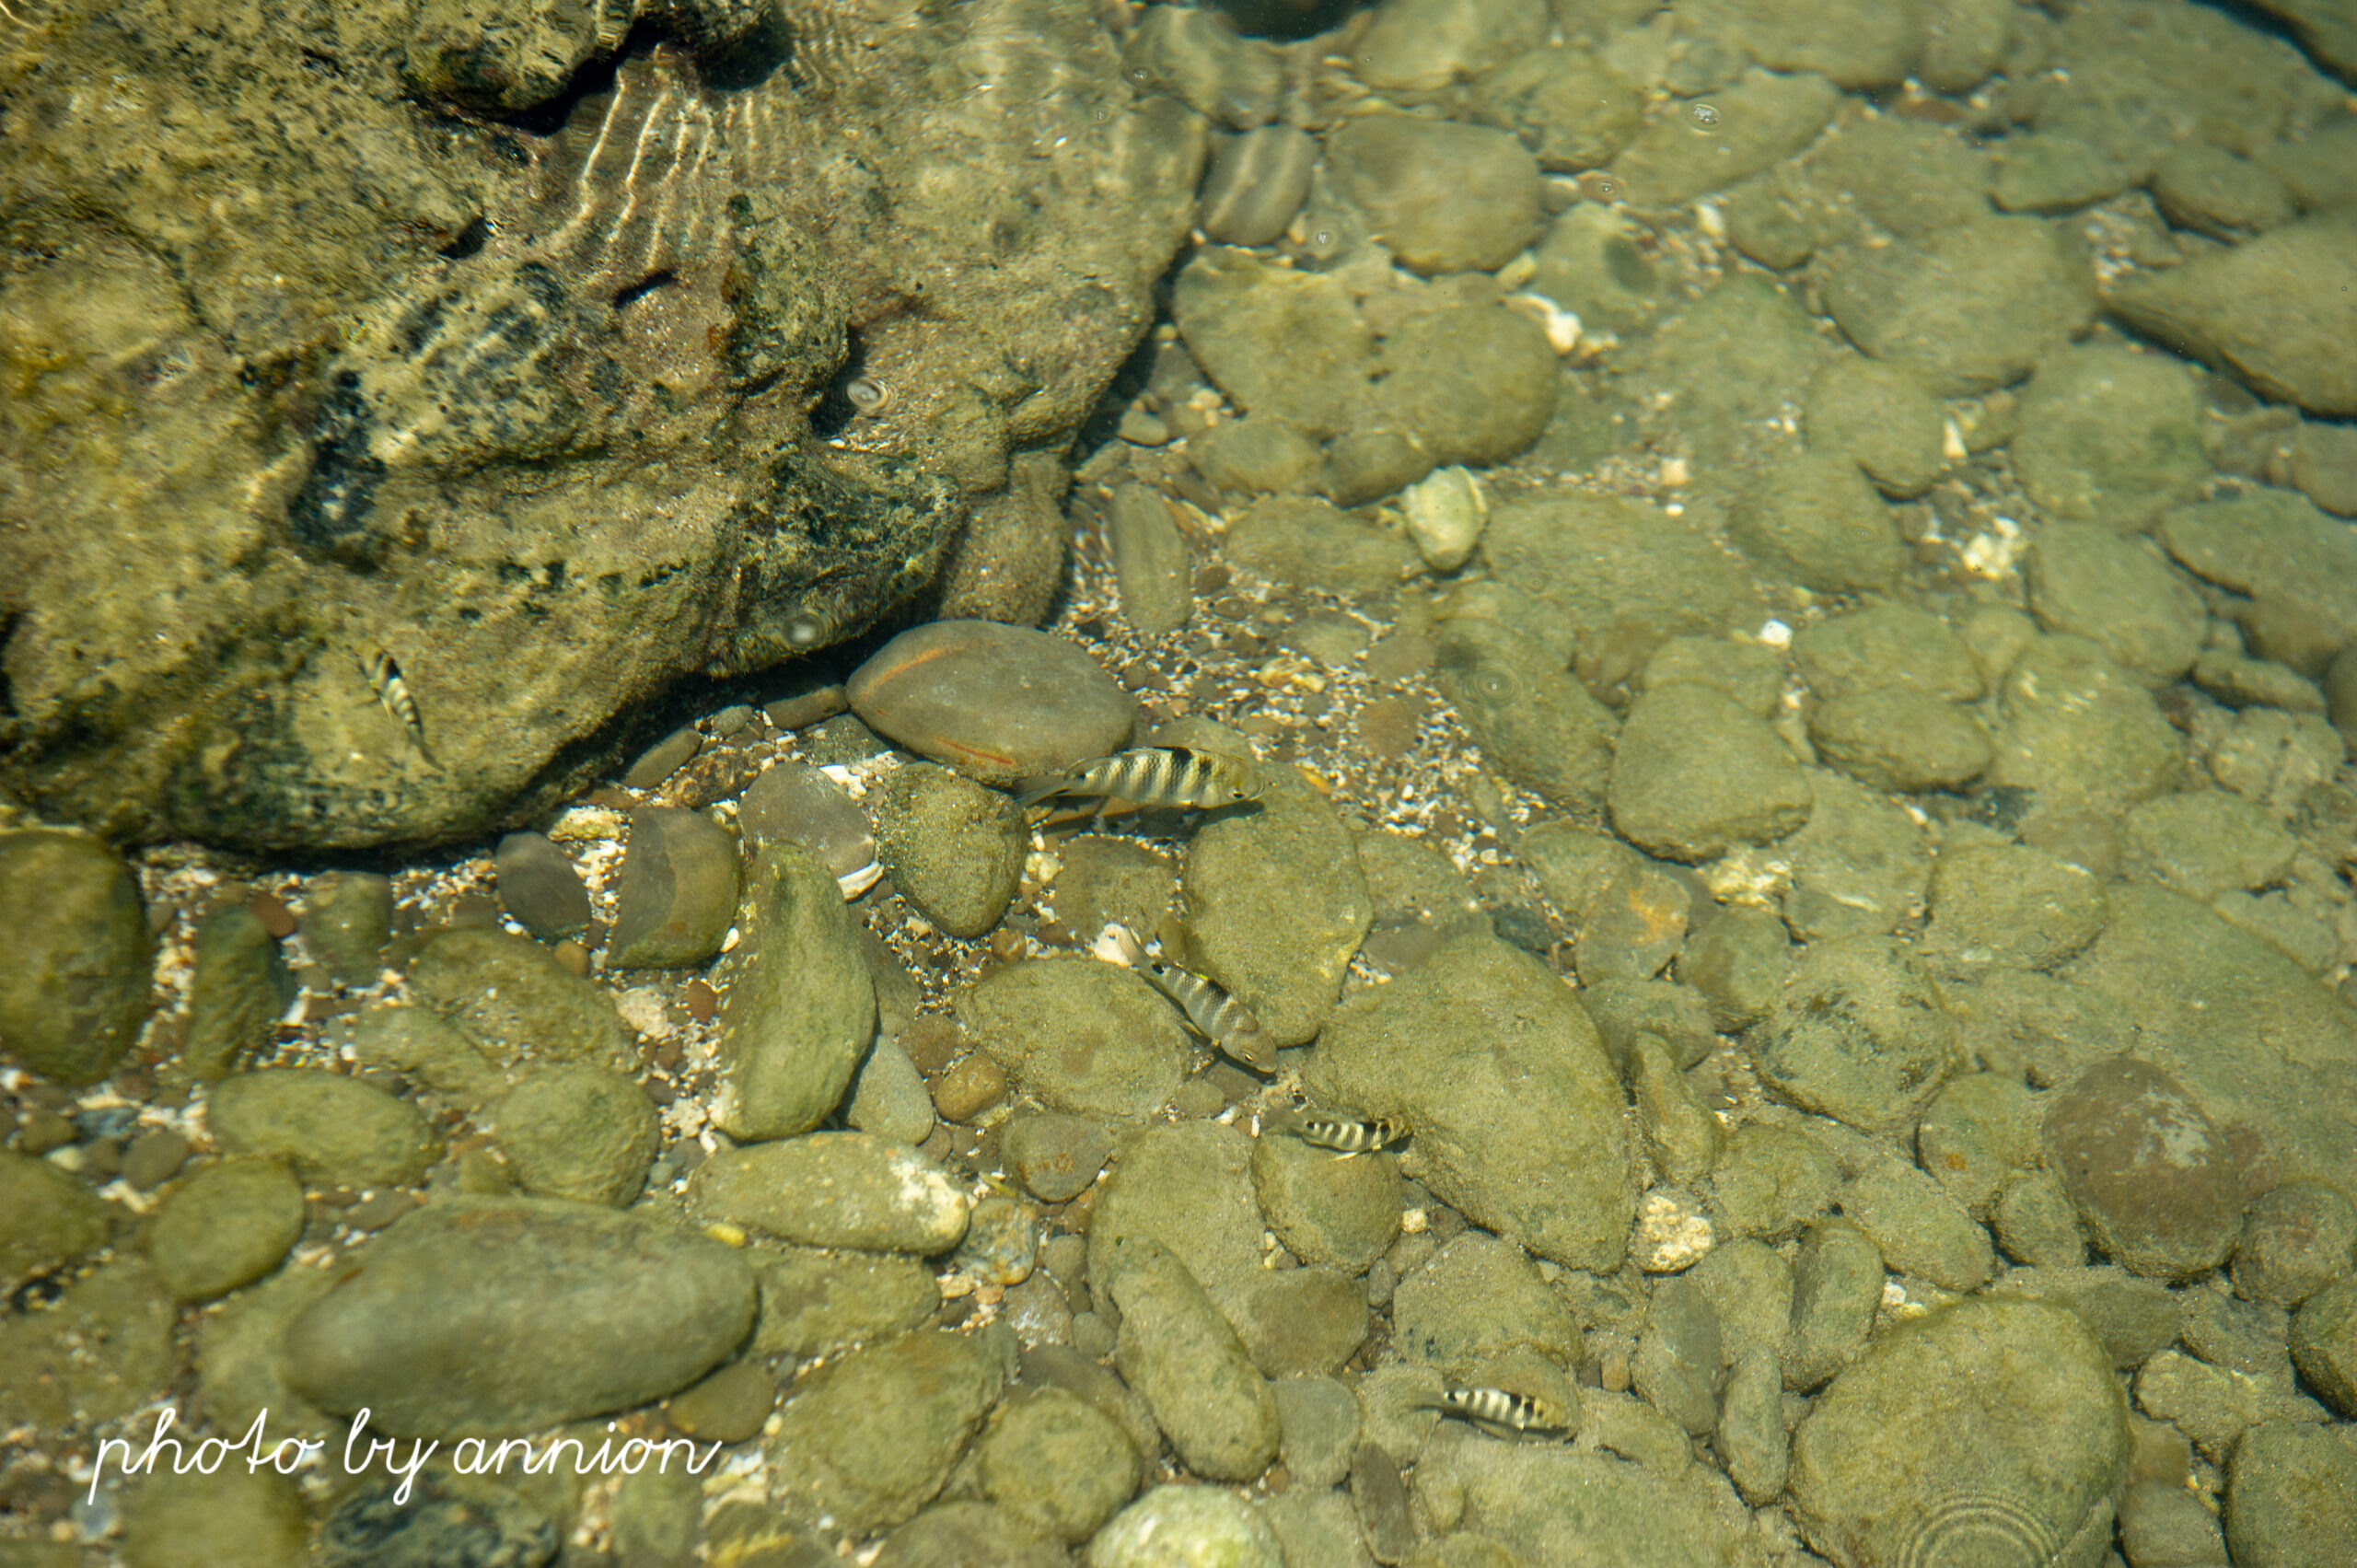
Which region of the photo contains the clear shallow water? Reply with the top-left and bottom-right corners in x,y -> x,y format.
2,0 -> 2355,1561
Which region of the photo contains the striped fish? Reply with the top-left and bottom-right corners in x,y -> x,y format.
1262,1106 -> 1407,1156
1094,923 -> 1275,1073
1016,747 -> 1262,811
360,650 -> 433,761
1423,1386 -> 1570,1437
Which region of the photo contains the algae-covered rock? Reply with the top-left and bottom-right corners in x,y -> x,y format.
0,830 -> 152,1085
768,1330 -> 1011,1539
408,927 -> 634,1067
185,905 -> 296,1081
283,1196 -> 754,1437
1789,1297 -> 2129,1567
875,761 -> 1027,938
1304,935 -> 1635,1271
1180,767 -> 1371,1050
0,0 -> 1198,854
960,960 -> 1190,1121
207,1069 -> 442,1191
712,841 -> 877,1141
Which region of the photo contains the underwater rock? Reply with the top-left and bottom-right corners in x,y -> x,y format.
0,0 -> 1199,851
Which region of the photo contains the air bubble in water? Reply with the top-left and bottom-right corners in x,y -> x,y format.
1688,102 -> 1722,130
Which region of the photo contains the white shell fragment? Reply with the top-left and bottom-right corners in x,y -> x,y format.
1504,291 -> 1583,355
1399,465 -> 1489,573
837,859 -> 885,900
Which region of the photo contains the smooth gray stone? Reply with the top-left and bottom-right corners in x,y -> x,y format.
282,1196 -> 755,1437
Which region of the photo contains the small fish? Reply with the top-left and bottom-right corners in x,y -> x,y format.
1016,746 -> 1261,811
1094,923 -> 1274,1073
1421,1386 -> 1570,1437
360,649 -> 433,761
1262,1106 -> 1407,1156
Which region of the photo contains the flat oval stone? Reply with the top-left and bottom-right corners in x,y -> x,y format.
208,1070 -> 442,1191
847,621 -> 1136,787
690,1132 -> 970,1255
606,807 -> 743,970
184,905 -> 295,1082
146,1156 -> 306,1302
2043,1056 -> 2243,1281
738,761 -> 876,880
281,1196 -> 755,1438
769,1329 -> 1011,1539
494,831 -> 593,939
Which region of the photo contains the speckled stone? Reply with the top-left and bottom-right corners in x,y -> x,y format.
0,830 -> 154,1086
874,762 -> 1027,938
690,1132 -> 970,1254
2043,1057 -> 2244,1282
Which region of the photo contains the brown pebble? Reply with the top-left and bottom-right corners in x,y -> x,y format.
1192,563 -> 1231,595
683,979 -> 719,1023
1264,1464 -> 1290,1493
987,929 -> 1028,964
587,787 -> 637,810
667,1362 -> 774,1444
15,1107 -> 77,1156
552,939 -> 592,978
1601,1349 -> 1631,1392
763,681 -> 849,733
76,1137 -> 123,1183
902,1016 -> 961,1078
935,1055 -> 1008,1122
121,1130 -> 192,1191
623,726 -> 702,790
245,889 -> 298,938
1036,919 -> 1075,948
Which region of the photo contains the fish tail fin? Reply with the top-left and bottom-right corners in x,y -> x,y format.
1015,773 -> 1067,808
